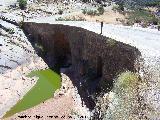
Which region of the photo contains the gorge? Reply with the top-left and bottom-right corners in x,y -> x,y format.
23,22 -> 141,109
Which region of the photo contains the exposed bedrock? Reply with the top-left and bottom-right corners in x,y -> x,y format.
23,22 -> 141,109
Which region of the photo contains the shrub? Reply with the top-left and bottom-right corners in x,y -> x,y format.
5,28 -> 15,34
112,4 -> 124,13
58,9 -> 63,15
82,9 -> 87,15
112,5 -> 119,11
18,0 -> 27,10
82,9 -> 98,16
55,16 -> 85,21
152,18 -> 159,25
97,6 -> 104,15
82,7 -> 105,16
87,10 -> 98,16
127,9 -> 160,27
104,71 -> 139,120
125,21 -> 134,26
118,3 -> 124,11
158,25 -> 160,31
108,38 -> 117,47
145,1 -> 160,7
8,28 -> 15,34
113,71 -> 139,94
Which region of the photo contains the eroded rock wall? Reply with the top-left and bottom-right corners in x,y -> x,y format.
23,22 -> 141,91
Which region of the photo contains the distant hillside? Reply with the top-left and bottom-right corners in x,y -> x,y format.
32,0 -> 159,7
114,0 -> 160,7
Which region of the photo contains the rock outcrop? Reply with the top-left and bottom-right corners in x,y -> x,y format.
0,20 -> 48,118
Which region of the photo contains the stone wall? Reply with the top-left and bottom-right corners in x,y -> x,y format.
23,22 -> 141,91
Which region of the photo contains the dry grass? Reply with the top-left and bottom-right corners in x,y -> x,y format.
64,9 -> 126,24
103,71 -> 140,120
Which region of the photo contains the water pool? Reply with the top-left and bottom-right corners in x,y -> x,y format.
4,69 -> 61,118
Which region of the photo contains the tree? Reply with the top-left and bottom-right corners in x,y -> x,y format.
18,0 -> 27,10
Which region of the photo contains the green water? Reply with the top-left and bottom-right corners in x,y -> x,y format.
4,69 -> 61,118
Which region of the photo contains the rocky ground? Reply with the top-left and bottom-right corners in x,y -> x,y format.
20,20 -> 160,119
0,0 -> 160,119
0,1 -> 94,119
0,1 -> 50,117
0,0 -> 126,25
4,71 -> 91,120
0,19 -> 48,118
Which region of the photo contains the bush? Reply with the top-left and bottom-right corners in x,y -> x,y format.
145,1 -> 160,7
113,71 -> 139,93
87,10 -> 98,16
158,25 -> 160,31
82,9 -> 87,15
8,28 -> 15,34
118,3 -> 124,11
55,16 -> 85,21
58,9 -> 63,15
104,71 -> 139,120
82,6 -> 104,16
152,18 -> 159,25
18,0 -> 27,10
108,38 -> 117,47
5,28 -> 15,34
82,7 -> 106,16
82,9 -> 98,16
112,5 -> 119,11
97,6 -> 104,15
82,7 -> 105,16
112,4 -> 124,13
127,9 -> 160,27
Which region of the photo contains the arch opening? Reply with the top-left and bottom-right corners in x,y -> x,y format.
22,22 -> 141,111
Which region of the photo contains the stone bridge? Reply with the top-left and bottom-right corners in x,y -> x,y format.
23,22 -> 140,109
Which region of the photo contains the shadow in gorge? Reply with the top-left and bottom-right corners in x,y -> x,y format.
24,32 -> 97,111
64,68 -> 98,110
22,23 -> 141,120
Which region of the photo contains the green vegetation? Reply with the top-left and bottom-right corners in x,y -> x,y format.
18,0 -> 27,10
97,6 -> 105,15
35,43 -> 44,51
158,24 -> 160,30
70,109 -> 80,117
19,21 -> 24,28
114,0 -> 125,11
82,9 -> 98,16
58,9 -> 63,15
114,0 -> 160,27
4,69 -> 61,118
104,71 -> 139,120
114,0 -> 160,8
82,6 -> 105,16
115,3 -> 124,12
55,16 -> 85,21
126,9 -> 160,27
82,9 -> 87,14
140,0 -> 160,7
108,38 -> 117,47
6,28 -> 15,34
113,71 -> 139,94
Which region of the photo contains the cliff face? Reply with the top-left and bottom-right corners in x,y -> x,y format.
23,22 -> 140,91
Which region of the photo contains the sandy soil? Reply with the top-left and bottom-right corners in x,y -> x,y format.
4,72 -> 91,120
0,57 -> 48,119
0,17 -> 48,119
66,10 -> 126,24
